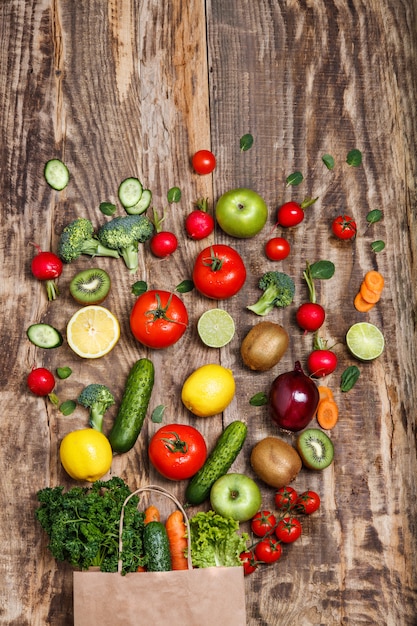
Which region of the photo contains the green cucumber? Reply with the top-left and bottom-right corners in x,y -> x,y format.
44,159 -> 70,190
185,420 -> 248,505
143,521 -> 172,572
27,323 -> 63,348
125,189 -> 152,215
108,358 -> 154,454
118,177 -> 143,208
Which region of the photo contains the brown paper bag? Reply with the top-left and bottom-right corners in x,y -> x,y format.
73,485 -> 247,626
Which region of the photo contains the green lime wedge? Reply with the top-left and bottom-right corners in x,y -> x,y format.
197,308 -> 235,348
346,322 -> 385,361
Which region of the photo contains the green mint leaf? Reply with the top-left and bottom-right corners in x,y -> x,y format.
240,133 -> 254,151
151,405 -> 165,423
175,279 -> 194,293
346,149 -> 362,167
99,202 -> 117,216
366,209 -> 383,224
371,240 -> 386,253
340,366 -> 360,392
131,280 -> 148,296
167,187 -> 181,203
309,260 -> 335,280
249,392 -> 268,406
322,154 -> 335,170
286,171 -> 303,186
56,367 -> 72,380
59,400 -> 77,416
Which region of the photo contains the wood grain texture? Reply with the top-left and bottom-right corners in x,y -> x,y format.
1,1 -> 416,624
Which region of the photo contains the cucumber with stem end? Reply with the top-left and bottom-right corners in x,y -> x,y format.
143,521 -> 172,572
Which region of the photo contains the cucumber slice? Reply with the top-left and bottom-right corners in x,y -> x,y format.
118,177 -> 143,208
44,159 -> 70,190
27,323 -> 63,349
125,189 -> 152,215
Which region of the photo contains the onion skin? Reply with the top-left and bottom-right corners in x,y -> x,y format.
269,361 -> 319,432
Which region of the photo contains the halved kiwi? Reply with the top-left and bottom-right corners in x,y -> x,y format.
296,428 -> 334,470
69,268 -> 111,304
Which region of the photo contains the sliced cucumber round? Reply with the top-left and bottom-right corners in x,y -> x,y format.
44,159 -> 70,191
27,323 -> 63,349
125,188 -> 152,215
118,177 -> 143,208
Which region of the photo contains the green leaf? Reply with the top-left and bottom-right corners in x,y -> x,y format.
346,149 -> 362,167
340,366 -> 360,392
59,400 -> 77,416
167,187 -> 181,203
99,202 -> 117,216
175,279 -> 194,293
322,154 -> 335,170
249,392 -> 268,406
286,171 -> 303,186
151,405 -> 165,423
56,367 -> 72,380
240,133 -> 254,151
309,260 -> 335,280
366,209 -> 383,224
131,280 -> 147,296
371,240 -> 385,253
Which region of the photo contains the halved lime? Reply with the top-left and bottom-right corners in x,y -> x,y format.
197,308 -> 235,348
346,322 -> 385,361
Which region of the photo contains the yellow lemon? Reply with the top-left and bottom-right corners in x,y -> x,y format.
181,364 -> 235,417
59,429 -> 113,482
66,305 -> 120,359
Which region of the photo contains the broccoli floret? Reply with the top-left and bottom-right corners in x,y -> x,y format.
58,217 -> 120,263
247,271 -> 295,316
97,214 -> 154,272
78,384 -> 115,432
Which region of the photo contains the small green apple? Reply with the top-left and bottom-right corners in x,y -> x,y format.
210,473 -> 262,521
215,188 -> 268,238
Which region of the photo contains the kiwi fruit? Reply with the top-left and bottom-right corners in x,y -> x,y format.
240,321 -> 289,371
250,436 -> 302,488
69,268 -> 111,304
296,428 -> 334,470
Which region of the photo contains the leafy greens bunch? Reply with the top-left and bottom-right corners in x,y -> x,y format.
189,510 -> 249,568
36,477 -> 145,574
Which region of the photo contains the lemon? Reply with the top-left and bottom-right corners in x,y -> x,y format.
346,322 -> 385,361
66,305 -> 120,358
197,308 -> 235,348
181,363 -> 235,417
59,428 -> 113,482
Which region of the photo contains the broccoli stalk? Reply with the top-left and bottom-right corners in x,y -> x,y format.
78,384 -> 115,432
97,214 -> 154,272
247,271 -> 295,316
58,217 -> 120,263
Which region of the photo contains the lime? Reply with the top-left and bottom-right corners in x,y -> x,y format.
346,322 -> 385,361
197,308 -> 235,348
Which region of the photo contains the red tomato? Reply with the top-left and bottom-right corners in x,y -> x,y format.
254,537 -> 283,564
191,150 -> 216,175
331,215 -> 357,240
275,517 -> 302,543
240,550 -> 258,576
27,367 -> 56,396
265,237 -> 291,261
150,232 -> 178,258
295,490 -> 321,515
148,424 -> 207,480
192,244 -> 246,299
274,486 -> 298,511
251,510 -> 277,537
296,302 -> 326,332
276,201 -> 304,227
130,289 -> 188,349
307,349 -> 338,377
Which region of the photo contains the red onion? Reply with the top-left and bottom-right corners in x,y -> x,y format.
269,361 -> 319,432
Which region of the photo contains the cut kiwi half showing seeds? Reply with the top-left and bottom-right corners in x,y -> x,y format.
296,428 -> 334,470
69,268 -> 111,305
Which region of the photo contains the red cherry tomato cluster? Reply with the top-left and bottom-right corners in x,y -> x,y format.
240,486 -> 320,575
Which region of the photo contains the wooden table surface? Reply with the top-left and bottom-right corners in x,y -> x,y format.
2,1 -> 417,624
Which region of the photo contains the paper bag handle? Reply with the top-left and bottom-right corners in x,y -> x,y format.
118,484 -> 193,574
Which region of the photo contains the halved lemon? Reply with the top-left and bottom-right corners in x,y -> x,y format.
346,322 -> 385,361
67,305 -> 120,358
197,308 -> 235,348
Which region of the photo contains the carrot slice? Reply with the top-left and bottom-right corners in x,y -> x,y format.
144,505 -> 160,524
360,281 -> 381,304
166,510 -> 188,570
364,270 -> 384,293
318,385 -> 334,402
354,292 -> 375,312
317,398 -> 339,430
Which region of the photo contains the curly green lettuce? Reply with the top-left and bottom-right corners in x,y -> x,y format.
189,510 -> 249,568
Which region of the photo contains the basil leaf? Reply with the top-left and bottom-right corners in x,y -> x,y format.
131,280 -> 148,296
371,240 -> 386,253
322,154 -> 335,170
56,367 -> 72,380
167,187 -> 181,203
99,202 -> 117,216
309,260 -> 335,280
59,400 -> 77,416
151,405 -> 165,423
286,171 -> 303,186
249,392 -> 268,407
340,366 -> 360,392
240,133 -> 254,152
175,279 -> 194,293
346,149 -> 362,167
366,209 -> 383,224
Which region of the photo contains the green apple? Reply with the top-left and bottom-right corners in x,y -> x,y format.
215,188 -> 268,238
210,473 -> 262,522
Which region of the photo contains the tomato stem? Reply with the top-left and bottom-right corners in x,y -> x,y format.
202,247 -> 224,271
145,293 -> 187,328
160,431 -> 189,454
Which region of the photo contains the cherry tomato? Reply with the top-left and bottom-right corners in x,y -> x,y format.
191,150 -> 216,175
240,550 -> 258,576
294,490 -> 321,515
265,237 -> 291,261
185,210 -> 214,240
275,517 -> 302,543
27,367 -> 56,396
307,349 -> 338,377
276,201 -> 304,228
251,510 -> 277,537
254,537 -> 283,564
130,289 -> 188,349
274,486 -> 298,511
148,424 -> 207,480
150,232 -> 178,258
331,215 -> 357,240
296,302 -> 326,332
192,244 -> 246,299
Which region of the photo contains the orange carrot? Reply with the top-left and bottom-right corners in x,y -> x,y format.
317,385 -> 334,402
144,505 -> 160,524
165,510 -> 188,570
354,292 -> 375,312
317,398 -> 339,430
360,281 -> 381,304
364,270 -> 384,293
137,565 -> 146,572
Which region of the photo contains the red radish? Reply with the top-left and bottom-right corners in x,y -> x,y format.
150,231 -> 178,258
307,349 -> 338,378
185,198 -> 214,240
296,302 -> 326,332
27,367 -> 59,404
269,361 -> 319,432
30,243 -> 63,301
